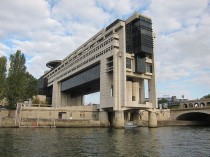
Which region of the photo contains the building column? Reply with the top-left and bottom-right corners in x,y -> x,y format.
148,110 -> 158,128
140,79 -> 145,104
113,110 -> 124,128
148,78 -> 157,108
127,112 -> 131,121
132,82 -> 139,103
150,36 -> 157,108
99,111 -> 109,127
126,81 -> 132,105
61,92 -> 68,107
52,82 -> 61,107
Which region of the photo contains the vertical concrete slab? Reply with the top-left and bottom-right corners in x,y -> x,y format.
148,111 -> 158,128
52,82 -> 61,107
132,82 -> 140,103
99,111 -> 109,127
113,110 -> 124,128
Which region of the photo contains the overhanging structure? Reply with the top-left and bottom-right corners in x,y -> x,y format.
39,13 -> 157,127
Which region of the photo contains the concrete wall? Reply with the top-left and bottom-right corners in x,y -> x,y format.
0,106 -> 100,128
20,106 -> 99,120
137,109 -> 171,126
0,110 -> 16,127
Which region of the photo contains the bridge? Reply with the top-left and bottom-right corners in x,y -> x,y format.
179,98 -> 210,108
170,107 -> 210,125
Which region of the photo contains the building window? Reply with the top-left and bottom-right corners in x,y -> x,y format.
58,112 -> 67,119
126,58 -> 132,69
146,63 -> 152,73
111,85 -> 113,97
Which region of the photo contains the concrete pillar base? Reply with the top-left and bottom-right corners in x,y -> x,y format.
148,111 -> 158,128
99,111 -> 109,127
113,111 -> 124,128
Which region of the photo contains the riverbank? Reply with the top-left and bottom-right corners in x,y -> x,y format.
1,108 -> 210,128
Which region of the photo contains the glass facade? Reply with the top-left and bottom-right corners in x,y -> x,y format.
61,65 -> 100,92
126,15 -> 153,74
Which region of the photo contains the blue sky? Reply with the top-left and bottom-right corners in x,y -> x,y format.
0,0 -> 210,103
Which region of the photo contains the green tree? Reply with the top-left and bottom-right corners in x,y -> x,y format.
6,50 -> 38,109
158,98 -> 168,104
0,56 -> 7,100
202,94 -> 210,99
6,50 -> 27,108
23,72 -> 38,99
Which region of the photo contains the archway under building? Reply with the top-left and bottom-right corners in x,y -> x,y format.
84,92 -> 100,105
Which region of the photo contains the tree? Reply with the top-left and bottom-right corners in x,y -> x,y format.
0,56 -> 7,100
6,50 -> 38,109
202,94 -> 210,99
158,98 -> 168,104
6,50 -> 27,108
24,72 -> 38,99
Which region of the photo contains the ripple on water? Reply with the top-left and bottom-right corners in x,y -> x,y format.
0,127 -> 210,157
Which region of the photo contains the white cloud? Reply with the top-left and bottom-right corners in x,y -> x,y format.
52,0 -> 110,27
0,0 -> 209,99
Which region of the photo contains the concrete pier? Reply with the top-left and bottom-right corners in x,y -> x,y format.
148,110 -> 158,128
99,111 -> 109,127
113,111 -> 124,128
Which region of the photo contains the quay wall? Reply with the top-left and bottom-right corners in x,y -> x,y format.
1,107 -> 208,127
0,106 -> 101,128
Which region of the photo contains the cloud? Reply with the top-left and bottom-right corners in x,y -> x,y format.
52,0 -> 110,27
0,0 -> 209,100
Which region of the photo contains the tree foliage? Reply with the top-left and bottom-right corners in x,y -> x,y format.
24,72 -> 38,99
158,98 -> 168,104
6,50 -> 38,109
0,56 -> 7,100
202,94 -> 210,99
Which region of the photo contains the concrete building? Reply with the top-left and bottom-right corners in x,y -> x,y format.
39,13 -> 157,128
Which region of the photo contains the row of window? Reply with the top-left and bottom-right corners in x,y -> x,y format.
47,35 -> 117,79
58,112 -> 98,119
64,33 -> 103,62
48,45 -> 115,84
134,20 -> 152,29
64,31 -> 115,64
126,57 -> 153,73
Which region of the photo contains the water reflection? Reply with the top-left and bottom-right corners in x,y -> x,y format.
0,127 -> 210,157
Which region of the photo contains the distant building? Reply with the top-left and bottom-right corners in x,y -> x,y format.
158,96 -> 188,108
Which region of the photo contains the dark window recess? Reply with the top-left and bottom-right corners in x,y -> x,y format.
126,58 -> 132,69
58,112 -> 67,119
135,55 -> 146,73
146,63 -> 152,73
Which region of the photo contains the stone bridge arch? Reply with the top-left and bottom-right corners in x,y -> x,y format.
170,107 -> 210,125
176,112 -> 210,121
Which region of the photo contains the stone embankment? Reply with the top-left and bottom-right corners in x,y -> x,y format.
1,107 -> 208,128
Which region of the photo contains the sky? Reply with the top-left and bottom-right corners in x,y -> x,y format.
0,0 -> 210,103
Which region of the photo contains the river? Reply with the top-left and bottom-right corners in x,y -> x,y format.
0,127 -> 209,157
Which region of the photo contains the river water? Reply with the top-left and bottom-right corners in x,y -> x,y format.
0,127 -> 209,157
